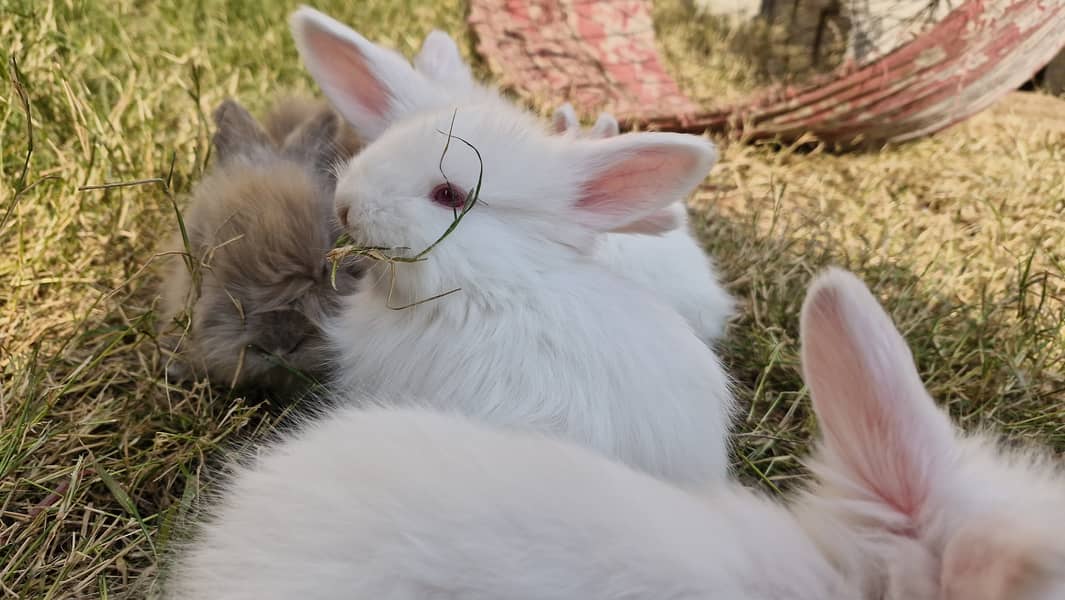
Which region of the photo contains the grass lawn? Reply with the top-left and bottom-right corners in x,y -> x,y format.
2,0 -> 1064,597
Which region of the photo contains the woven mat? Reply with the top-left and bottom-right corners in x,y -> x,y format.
469,0 -> 707,122
469,0 -> 1065,144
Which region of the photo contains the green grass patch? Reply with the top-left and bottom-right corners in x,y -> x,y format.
2,0 -> 1063,596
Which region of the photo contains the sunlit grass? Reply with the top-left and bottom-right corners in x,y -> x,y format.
2,0 -> 1063,596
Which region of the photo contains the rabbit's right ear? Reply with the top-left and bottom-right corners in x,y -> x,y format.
413,29 -> 474,91
212,100 -> 272,163
290,6 -> 437,140
567,132 -> 716,234
800,268 -> 956,519
590,112 -> 621,138
281,109 -> 345,180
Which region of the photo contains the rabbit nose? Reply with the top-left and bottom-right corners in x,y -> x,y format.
337,204 -> 350,229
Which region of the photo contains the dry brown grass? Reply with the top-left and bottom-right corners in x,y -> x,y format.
692,94 -> 1065,485
2,0 -> 1063,597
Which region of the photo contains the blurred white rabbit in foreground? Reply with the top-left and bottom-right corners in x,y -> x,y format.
293,7 -> 734,484
162,267 -> 1065,599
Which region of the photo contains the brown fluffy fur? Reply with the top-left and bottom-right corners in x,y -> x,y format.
158,98 -> 363,395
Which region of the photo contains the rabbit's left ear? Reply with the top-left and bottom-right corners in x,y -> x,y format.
552,103 -> 579,134
290,6 -> 438,140
567,132 -> 716,234
801,268 -> 956,519
212,100 -> 272,163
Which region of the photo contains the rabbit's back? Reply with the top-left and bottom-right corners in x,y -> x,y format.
596,226 -> 734,344
327,263 -> 733,485
162,407 -> 848,600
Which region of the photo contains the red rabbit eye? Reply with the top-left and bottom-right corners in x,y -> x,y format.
430,183 -> 467,209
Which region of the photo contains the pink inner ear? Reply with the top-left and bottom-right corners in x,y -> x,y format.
304,27 -> 391,121
802,277 -> 955,520
578,148 -> 698,216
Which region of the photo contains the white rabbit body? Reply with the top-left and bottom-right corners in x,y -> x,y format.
591,224 -> 734,342
161,405 -> 844,600
416,32 -> 735,344
163,267 -> 1065,600
292,8 -> 734,484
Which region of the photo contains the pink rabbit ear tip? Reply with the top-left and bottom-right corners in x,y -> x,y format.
810,267 -> 862,293
554,103 -> 576,118
805,268 -> 874,308
552,104 -> 579,133
290,6 -> 349,39
803,267 -> 859,315
800,268 -> 898,353
683,136 -> 718,175
704,139 -> 719,166
424,29 -> 456,46
290,5 -> 319,27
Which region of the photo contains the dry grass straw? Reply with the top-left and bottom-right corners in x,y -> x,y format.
1,0 -> 1063,597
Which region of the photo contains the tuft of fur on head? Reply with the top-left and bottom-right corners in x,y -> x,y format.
158,98 -> 364,394
793,268 -> 1065,600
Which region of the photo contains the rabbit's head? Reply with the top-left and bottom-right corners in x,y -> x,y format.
290,8 -> 714,305
161,99 -> 363,392
797,269 -> 1065,600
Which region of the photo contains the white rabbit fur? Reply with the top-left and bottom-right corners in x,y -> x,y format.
292,7 -> 734,484
415,31 -> 735,343
162,267 -> 1065,599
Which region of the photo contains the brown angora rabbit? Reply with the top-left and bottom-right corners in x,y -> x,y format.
158,98 -> 363,394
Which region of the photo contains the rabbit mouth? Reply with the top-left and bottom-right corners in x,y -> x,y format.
342,223 -> 414,258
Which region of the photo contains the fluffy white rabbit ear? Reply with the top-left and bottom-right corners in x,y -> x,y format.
552,103 -> 579,134
567,132 -> 716,234
800,268 -> 957,519
290,6 -> 438,140
590,112 -> 620,138
414,29 -> 474,90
